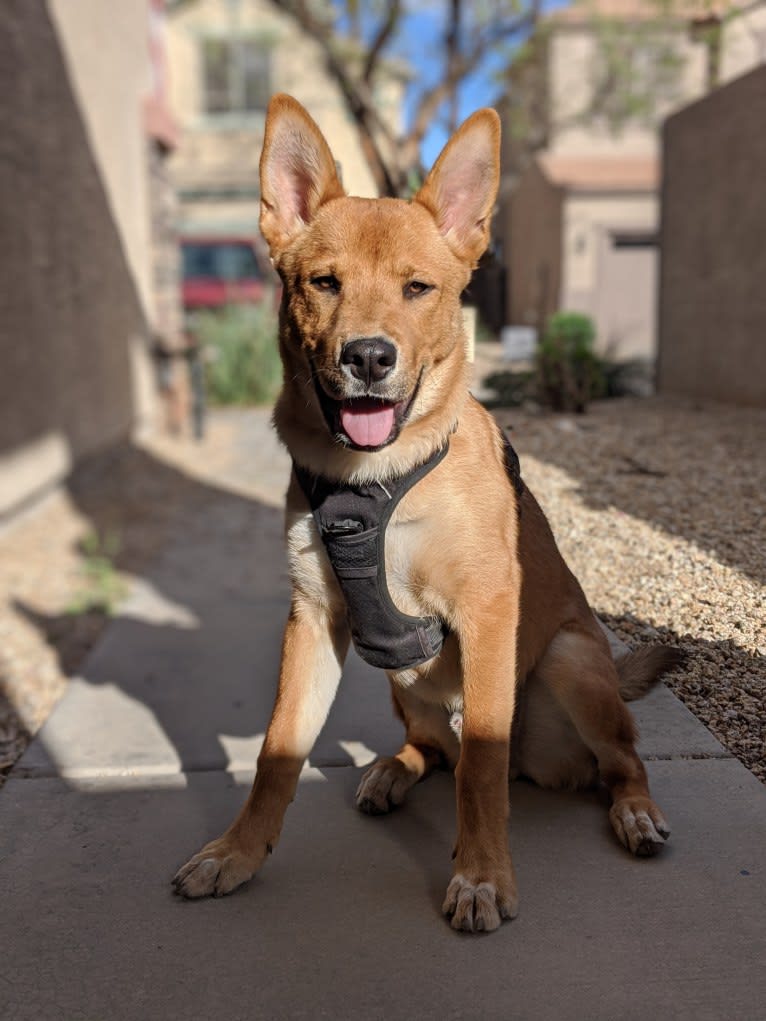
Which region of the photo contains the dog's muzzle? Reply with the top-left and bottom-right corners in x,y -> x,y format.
311,357 -> 423,452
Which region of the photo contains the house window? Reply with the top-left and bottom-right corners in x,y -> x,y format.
202,38 -> 271,115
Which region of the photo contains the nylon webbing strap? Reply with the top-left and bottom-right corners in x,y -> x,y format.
294,445 -> 449,671
502,431 -> 525,501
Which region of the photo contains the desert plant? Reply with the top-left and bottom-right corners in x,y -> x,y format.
195,303 -> 282,405
536,312 -> 605,413
67,531 -> 126,616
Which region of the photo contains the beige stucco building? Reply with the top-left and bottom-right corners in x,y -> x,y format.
497,0 -> 766,362
167,0 -> 405,239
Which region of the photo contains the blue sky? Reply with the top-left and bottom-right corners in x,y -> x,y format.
381,3 -> 567,166
400,14 -> 513,165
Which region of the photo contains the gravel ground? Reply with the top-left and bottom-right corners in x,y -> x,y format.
495,396 -> 765,781
1,390 -> 763,783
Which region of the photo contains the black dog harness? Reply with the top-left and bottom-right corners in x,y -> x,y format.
294,427 -> 523,673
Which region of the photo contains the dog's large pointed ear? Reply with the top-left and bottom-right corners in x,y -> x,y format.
414,109 -> 500,266
259,94 -> 346,254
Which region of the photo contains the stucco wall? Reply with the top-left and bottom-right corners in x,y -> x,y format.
562,191 -> 659,358
658,65 -> 766,407
506,162 -> 563,328
0,0 -> 155,517
548,25 -> 708,159
720,4 -> 766,85
561,192 -> 658,306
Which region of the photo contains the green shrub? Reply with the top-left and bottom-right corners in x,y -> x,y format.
536,312 -> 605,413
195,303 -> 282,405
67,531 -> 126,616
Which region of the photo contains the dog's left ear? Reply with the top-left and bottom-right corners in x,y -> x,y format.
414,109 -> 500,266
259,94 -> 346,254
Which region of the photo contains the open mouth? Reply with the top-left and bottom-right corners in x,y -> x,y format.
339,397 -> 398,448
313,374 -> 422,451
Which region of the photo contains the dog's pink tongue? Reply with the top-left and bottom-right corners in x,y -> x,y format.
340,400 -> 395,447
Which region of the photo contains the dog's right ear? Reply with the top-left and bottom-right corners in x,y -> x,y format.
259,94 -> 345,254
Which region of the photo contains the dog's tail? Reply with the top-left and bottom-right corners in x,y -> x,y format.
616,645 -> 686,702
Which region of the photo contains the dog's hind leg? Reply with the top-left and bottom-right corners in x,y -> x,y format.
356,684 -> 459,815
511,677 -> 599,791
534,622 -> 670,857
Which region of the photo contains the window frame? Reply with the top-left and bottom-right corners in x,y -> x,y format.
201,36 -> 271,117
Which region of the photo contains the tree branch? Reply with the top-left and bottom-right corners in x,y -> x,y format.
270,0 -> 402,194
363,0 -> 402,83
409,0 -> 542,150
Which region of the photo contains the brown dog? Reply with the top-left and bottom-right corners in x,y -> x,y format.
173,95 -> 680,932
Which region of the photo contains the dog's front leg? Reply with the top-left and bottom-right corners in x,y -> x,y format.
442,599 -> 519,933
173,600 -> 348,899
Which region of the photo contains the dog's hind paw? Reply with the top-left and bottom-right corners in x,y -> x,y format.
442,873 -> 518,933
610,797 -> 670,856
355,757 -> 417,815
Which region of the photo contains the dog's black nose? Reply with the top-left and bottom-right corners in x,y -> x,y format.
341,337 -> 397,385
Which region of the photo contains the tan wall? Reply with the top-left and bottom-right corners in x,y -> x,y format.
592,227 -> 658,359
548,25 -> 708,159
658,65 -> 766,406
562,192 -> 658,304
720,4 -> 766,84
562,191 -> 658,357
48,0 -> 154,318
545,8 -> 765,159
0,0 -> 156,517
506,163 -> 563,328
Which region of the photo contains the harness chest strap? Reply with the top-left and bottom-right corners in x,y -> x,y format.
293,429 -> 524,673
294,444 -> 448,671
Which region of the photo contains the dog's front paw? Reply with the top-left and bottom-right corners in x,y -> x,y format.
610,797 -> 670,856
442,870 -> 519,933
172,835 -> 266,899
356,757 -> 416,815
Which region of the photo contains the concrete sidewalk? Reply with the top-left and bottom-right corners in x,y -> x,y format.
2,419 -> 765,1021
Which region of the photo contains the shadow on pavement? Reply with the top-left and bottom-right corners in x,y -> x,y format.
11,441 -> 290,776
9,440 -> 406,791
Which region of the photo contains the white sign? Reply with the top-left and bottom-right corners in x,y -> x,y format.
501,326 -> 537,362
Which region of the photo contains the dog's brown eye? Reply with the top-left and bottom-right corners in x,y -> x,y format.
404,280 -> 433,299
311,274 -> 341,293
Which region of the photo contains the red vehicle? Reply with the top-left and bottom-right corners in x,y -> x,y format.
181,236 -> 274,312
